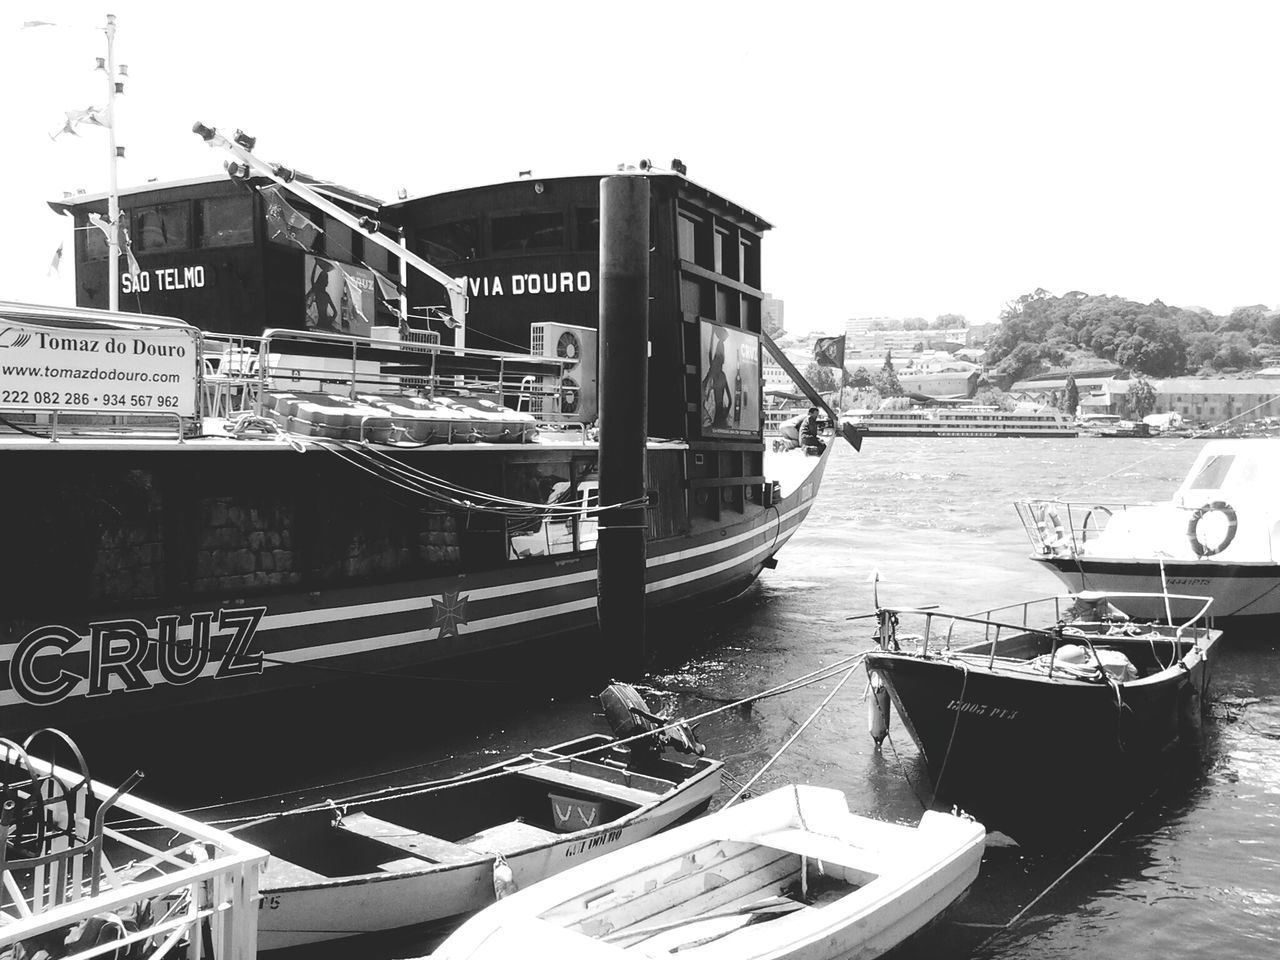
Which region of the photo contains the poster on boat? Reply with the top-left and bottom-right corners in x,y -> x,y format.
304,256 -> 375,338
699,320 -> 760,438
0,320 -> 198,417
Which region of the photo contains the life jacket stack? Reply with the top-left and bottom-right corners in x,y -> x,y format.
262,391 -> 537,444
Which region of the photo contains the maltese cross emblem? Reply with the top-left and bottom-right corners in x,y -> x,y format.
427,591 -> 471,639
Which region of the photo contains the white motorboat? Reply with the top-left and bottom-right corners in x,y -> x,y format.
432,785 -> 985,960
1018,439 -> 1280,624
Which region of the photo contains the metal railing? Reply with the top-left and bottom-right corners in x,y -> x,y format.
1,738 -> 267,960
199,328 -> 576,425
872,592 -> 1216,678
1014,498 -> 1144,557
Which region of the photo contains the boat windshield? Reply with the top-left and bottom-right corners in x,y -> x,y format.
1188,454 -> 1234,491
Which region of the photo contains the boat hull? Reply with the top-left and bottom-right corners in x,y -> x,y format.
1034,555 -> 1280,626
865,638 -> 1217,842
253,759 -> 722,950
0,445 -> 827,733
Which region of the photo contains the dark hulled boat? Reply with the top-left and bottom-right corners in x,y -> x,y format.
0,157 -> 837,734
862,593 -> 1220,843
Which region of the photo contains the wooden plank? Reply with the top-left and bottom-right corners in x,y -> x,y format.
460,820 -> 559,855
510,765 -> 657,807
541,840 -> 758,924
569,845 -> 798,939
751,829 -> 882,874
335,812 -> 477,865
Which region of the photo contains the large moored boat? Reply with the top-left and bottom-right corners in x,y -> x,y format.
0,145 -> 836,733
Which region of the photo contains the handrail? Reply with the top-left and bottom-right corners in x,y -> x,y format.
2,750 -> 267,960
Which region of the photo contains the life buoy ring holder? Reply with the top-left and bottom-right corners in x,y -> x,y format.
1186,501 -> 1237,558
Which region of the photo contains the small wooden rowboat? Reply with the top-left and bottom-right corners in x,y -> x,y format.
432,785 -> 986,960
239,721 -> 721,951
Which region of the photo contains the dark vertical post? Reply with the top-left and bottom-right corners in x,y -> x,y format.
596,175 -> 650,674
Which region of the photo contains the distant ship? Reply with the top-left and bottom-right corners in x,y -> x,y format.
841,405 -> 1077,438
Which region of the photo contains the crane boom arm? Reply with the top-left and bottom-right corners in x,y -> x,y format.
192,122 -> 468,339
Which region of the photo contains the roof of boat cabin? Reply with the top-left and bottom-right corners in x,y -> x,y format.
47,172 -> 384,214
382,171 -> 773,232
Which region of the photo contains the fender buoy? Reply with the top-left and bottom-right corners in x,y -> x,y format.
1187,501 -> 1238,558
868,671 -> 890,747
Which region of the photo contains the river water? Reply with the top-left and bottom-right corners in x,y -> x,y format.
78,436 -> 1279,958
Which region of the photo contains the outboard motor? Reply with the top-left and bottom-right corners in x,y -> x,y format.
599,683 -> 705,757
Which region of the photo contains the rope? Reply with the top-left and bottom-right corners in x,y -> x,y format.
203,651 -> 868,828
725,659 -> 864,806
930,662 -> 969,802
973,786 -> 1160,956
1075,395 -> 1279,492
881,728 -> 929,811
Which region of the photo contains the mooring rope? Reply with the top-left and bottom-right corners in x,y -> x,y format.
192,651 -> 869,828
725,658 -> 865,807
972,785 -> 1160,956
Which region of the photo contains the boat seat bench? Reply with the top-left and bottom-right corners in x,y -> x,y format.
336,811 -> 478,866
748,828 -> 882,879
509,764 -> 663,807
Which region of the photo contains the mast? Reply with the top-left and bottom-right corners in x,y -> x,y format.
103,13 -> 120,311
192,123 -> 469,338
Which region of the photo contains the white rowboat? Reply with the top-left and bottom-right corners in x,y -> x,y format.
432,784 -> 985,960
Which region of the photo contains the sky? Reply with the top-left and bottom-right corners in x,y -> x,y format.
2,0 -> 1278,335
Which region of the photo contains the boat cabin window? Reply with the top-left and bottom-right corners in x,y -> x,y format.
134,202 -> 192,253
575,207 -> 600,251
740,235 -> 760,287
491,211 -> 564,253
323,214 -> 354,261
1189,455 -> 1233,491
713,227 -> 728,275
506,460 -> 600,560
363,235 -> 391,274
418,219 -> 479,265
677,207 -> 712,268
197,195 -> 253,247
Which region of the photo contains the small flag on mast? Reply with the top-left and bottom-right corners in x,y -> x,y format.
87,213 -> 141,280
50,106 -> 109,140
48,242 -> 64,277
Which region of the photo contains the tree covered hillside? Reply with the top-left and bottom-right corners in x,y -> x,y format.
988,289 -> 1280,382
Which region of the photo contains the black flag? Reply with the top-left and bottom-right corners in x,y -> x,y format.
813,335 -> 846,369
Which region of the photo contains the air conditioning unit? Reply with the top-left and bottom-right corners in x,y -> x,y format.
402,329 -> 442,347
529,322 -> 598,421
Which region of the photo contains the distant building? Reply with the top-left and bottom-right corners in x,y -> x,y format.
967,323 -> 1000,347
843,316 -> 968,358
1010,374 -> 1280,424
1150,378 -> 1280,424
763,353 -> 798,394
762,295 -> 785,337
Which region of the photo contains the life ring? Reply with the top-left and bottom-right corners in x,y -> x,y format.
1186,500 -> 1237,558
1036,503 -> 1068,548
